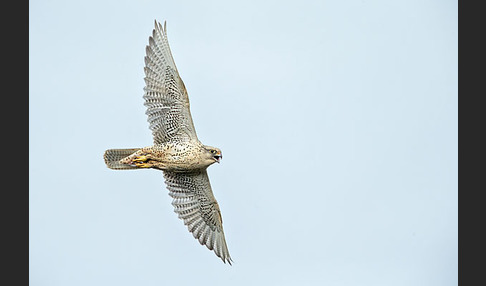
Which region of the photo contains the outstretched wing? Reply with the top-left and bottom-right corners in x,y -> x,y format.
143,21 -> 198,145
163,169 -> 232,265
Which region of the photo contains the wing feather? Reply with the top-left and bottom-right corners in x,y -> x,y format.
143,21 -> 198,144
163,169 -> 232,265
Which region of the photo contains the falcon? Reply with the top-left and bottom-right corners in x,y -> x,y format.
103,20 -> 232,264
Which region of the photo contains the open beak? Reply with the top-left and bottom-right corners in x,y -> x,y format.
214,153 -> 222,163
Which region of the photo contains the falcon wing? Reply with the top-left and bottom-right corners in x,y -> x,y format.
163,169 -> 232,265
143,21 -> 198,144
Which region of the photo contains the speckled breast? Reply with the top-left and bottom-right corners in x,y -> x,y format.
144,141 -> 206,171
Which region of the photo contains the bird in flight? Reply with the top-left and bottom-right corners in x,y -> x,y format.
103,20 -> 232,265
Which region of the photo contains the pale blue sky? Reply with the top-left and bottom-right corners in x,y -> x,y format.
30,0 -> 457,285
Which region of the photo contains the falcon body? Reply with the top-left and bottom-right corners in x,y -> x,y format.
103,20 -> 232,264
118,142 -> 222,171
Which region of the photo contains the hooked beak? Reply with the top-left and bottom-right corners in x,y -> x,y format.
214,153 -> 222,163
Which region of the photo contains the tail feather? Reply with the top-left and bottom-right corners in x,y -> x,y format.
103,148 -> 141,170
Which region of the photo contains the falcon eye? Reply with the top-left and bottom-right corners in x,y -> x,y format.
210,150 -> 216,154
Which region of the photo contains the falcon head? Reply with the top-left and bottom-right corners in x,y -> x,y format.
204,145 -> 222,164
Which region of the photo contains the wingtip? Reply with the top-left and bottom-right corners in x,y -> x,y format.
152,19 -> 167,34
153,19 -> 165,29
219,248 -> 233,265
226,257 -> 233,266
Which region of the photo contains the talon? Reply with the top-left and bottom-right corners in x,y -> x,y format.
134,162 -> 152,168
133,155 -> 149,162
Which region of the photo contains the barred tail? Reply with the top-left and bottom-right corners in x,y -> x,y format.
103,148 -> 141,170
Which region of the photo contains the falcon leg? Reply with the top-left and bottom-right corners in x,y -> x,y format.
132,155 -> 151,162
134,162 -> 153,168
131,154 -> 154,168
118,153 -> 154,168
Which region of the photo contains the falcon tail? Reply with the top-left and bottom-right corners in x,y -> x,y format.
103,148 -> 142,170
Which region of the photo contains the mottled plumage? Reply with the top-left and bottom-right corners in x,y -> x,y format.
103,20 -> 231,264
